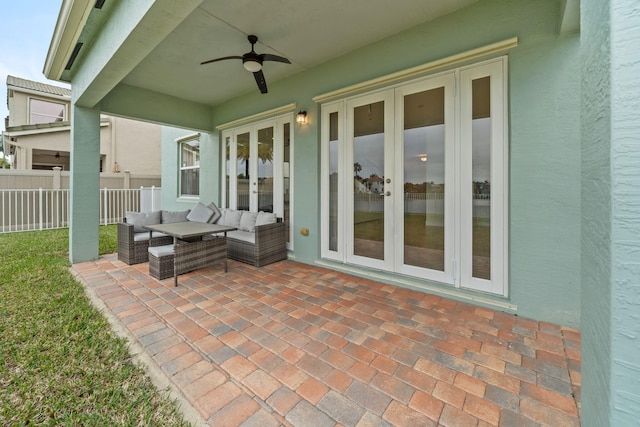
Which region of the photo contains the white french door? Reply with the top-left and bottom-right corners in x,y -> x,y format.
394,73 -> 456,285
345,91 -> 395,270
321,57 -> 508,296
222,114 -> 294,247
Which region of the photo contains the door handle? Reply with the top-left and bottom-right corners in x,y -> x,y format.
385,191 -> 391,196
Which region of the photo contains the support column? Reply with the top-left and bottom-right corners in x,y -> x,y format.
609,0 -> 640,423
581,0 -> 640,425
69,104 -> 101,263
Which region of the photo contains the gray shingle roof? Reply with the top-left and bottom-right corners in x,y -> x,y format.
7,75 -> 71,97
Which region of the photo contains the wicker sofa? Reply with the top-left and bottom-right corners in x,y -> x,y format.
210,208 -> 287,267
117,209 -> 190,265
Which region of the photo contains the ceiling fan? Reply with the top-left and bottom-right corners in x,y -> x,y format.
201,34 -> 291,94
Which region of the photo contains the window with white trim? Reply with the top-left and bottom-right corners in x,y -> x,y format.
179,135 -> 200,197
29,98 -> 66,124
321,56 -> 508,296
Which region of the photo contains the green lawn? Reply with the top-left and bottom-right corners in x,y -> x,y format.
0,226 -> 190,426
354,212 -> 490,257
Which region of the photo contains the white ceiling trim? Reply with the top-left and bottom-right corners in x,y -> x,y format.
313,37 -> 519,104
216,103 -> 297,130
43,0 -> 93,81
559,0 -> 580,34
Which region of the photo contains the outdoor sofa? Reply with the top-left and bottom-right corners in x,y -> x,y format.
117,202 -> 287,268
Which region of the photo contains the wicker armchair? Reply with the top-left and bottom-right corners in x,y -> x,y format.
117,222 -> 173,265
225,218 -> 287,267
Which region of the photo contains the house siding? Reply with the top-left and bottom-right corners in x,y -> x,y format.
5,80 -> 162,174
161,0 -> 582,326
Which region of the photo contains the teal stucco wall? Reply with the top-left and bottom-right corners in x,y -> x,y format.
581,0 -> 640,425
608,0 -> 640,421
162,0 -> 582,327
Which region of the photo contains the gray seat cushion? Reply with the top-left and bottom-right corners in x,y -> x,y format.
148,244 -> 175,257
226,230 -> 256,244
133,231 -> 168,241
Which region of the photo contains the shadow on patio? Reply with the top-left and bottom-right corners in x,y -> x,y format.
72,255 -> 581,427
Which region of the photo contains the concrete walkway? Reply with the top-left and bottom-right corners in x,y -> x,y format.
72,254 -> 581,427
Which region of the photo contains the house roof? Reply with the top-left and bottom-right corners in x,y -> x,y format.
7,75 -> 71,98
5,121 -> 71,134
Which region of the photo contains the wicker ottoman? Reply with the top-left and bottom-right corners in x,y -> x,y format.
148,244 -> 175,280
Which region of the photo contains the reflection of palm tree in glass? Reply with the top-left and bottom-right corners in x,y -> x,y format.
232,141 -> 273,178
354,162 -> 362,179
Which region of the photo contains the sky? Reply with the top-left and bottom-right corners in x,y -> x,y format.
1,0 -> 65,134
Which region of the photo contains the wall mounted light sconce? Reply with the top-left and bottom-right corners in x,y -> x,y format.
55,151 -> 60,160
296,110 -> 307,124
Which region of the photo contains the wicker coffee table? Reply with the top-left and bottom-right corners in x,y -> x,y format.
144,222 -> 236,286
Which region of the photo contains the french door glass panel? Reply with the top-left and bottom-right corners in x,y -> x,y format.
257,126 -> 274,212
329,111 -> 340,252
283,123 -> 291,244
402,87 -> 446,272
352,101 -> 386,261
236,132 -> 250,210
347,92 -> 394,270
471,77 -> 491,280
225,135 -> 231,208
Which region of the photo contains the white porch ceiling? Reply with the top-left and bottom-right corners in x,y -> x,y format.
121,0 -> 479,106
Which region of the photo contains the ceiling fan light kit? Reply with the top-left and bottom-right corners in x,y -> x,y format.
201,34 -> 291,94
243,58 -> 262,72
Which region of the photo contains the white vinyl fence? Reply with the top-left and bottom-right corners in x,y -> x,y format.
0,186 -> 161,233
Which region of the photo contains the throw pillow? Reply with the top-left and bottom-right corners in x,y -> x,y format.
186,202 -> 214,223
222,209 -> 242,228
162,209 -> 190,224
239,211 -> 258,232
255,211 -> 277,227
207,202 -> 222,224
217,208 -> 227,225
126,210 -> 161,232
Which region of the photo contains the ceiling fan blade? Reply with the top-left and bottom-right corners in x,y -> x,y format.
253,70 -> 268,94
260,54 -> 291,64
200,55 -> 243,65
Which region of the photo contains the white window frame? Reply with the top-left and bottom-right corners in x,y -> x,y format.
320,56 -> 509,296
178,133 -> 200,199
459,58 -> 509,295
320,101 -> 344,260
29,97 -> 67,124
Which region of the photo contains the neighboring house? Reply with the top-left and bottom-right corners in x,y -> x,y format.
43,1 -> 640,424
2,76 -> 161,174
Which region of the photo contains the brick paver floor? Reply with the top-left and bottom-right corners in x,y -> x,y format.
72,254 -> 581,427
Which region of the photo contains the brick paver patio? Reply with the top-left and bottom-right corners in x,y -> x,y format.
72,254 -> 581,426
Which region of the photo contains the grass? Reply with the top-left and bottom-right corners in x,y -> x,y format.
0,225 -> 191,426
354,212 -> 490,257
